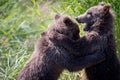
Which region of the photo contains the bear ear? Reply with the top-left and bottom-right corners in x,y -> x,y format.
63,17 -> 72,26
41,31 -> 47,36
99,2 -> 105,6
102,3 -> 111,15
55,14 -> 60,20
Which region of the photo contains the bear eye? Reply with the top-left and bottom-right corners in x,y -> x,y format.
87,12 -> 92,16
87,12 -> 92,18
86,12 -> 93,18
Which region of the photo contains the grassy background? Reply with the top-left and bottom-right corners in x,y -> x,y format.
0,0 -> 120,80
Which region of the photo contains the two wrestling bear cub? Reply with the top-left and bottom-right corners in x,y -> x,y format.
17,2 -> 120,80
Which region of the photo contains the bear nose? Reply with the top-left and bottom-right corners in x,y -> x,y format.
75,17 -> 79,22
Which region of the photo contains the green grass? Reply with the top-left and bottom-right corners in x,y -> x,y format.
0,0 -> 120,80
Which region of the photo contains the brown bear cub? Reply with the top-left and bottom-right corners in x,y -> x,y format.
16,14 -> 105,80
76,2 -> 120,80
49,2 -> 120,80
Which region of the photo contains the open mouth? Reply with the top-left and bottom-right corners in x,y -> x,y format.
82,23 -> 90,31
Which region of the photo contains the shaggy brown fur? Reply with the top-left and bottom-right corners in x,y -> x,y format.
16,14 -> 105,80
50,2 -> 120,80
76,2 -> 120,80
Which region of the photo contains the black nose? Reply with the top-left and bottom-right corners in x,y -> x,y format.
75,17 -> 79,22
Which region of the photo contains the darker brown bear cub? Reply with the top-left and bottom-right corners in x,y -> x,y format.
17,14 -> 105,80
50,2 -> 120,80
76,2 -> 120,80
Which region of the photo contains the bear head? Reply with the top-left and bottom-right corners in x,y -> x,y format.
76,2 -> 114,33
49,14 -> 80,40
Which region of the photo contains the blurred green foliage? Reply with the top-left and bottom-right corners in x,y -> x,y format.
0,0 -> 120,80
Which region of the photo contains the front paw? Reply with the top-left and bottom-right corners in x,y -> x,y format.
87,31 -> 100,41
48,33 -> 57,42
90,32 -> 99,38
48,31 -> 61,43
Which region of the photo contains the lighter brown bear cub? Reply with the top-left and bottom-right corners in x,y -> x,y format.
17,14 -> 105,80
76,2 -> 120,80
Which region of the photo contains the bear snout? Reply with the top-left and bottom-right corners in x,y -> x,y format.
75,17 -> 82,23
75,14 -> 87,23
75,17 -> 79,22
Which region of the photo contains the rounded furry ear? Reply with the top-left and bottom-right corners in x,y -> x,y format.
55,14 -> 60,20
63,17 -> 72,26
41,31 -> 47,36
102,3 -> 111,15
99,2 -> 105,6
